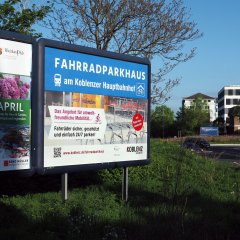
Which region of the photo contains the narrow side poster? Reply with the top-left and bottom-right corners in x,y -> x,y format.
44,47 -> 149,167
0,38 -> 32,171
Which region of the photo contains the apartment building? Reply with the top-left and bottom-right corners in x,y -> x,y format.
182,93 -> 218,122
218,85 -> 240,122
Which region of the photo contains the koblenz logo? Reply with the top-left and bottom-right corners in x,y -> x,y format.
127,146 -> 143,154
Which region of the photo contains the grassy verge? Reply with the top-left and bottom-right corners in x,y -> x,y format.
0,139 -> 240,239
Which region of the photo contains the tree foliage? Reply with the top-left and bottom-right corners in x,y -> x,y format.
176,97 -> 210,135
151,105 -> 174,137
0,0 -> 50,37
45,0 -> 202,104
228,106 -> 240,117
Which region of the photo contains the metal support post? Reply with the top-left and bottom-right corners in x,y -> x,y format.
61,173 -> 68,201
122,167 -> 128,202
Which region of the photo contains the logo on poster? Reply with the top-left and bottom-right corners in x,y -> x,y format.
136,83 -> 145,97
5,48 -> 24,56
132,113 -> 143,131
54,73 -> 62,87
0,45 -> 24,57
95,114 -> 102,123
127,146 -> 143,154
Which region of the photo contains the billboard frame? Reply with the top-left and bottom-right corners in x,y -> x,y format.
0,30 -> 35,176
34,38 -> 151,175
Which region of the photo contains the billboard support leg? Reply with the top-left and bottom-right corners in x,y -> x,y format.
61,173 -> 68,201
122,167 -> 128,202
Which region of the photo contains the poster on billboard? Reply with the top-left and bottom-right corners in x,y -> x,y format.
36,39 -> 150,173
0,32 -> 32,172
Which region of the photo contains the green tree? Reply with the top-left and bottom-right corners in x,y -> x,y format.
151,105 -> 174,138
176,97 -> 210,136
45,0 -> 202,104
228,106 -> 240,117
213,116 -> 225,134
0,0 -> 50,37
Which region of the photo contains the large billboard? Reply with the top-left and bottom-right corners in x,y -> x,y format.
0,32 -> 32,172
36,39 -> 150,173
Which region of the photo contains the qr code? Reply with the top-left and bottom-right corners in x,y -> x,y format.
54,147 -> 62,158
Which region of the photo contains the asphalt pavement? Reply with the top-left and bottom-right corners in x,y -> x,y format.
206,144 -> 240,164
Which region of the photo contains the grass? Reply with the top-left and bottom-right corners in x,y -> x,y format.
1,139 -> 240,239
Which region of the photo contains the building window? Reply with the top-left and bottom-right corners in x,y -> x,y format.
233,99 -> 240,105
236,90 -> 240,95
226,99 -> 231,105
228,89 -> 233,95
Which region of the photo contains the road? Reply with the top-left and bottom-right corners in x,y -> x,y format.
207,144 -> 240,164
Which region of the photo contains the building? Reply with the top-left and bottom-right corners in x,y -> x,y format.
218,85 -> 240,122
182,93 -> 218,122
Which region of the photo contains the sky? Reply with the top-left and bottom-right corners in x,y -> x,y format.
162,0 -> 240,114
33,0 -> 240,114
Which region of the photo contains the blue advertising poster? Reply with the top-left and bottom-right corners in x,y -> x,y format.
43,46 -> 150,168
45,47 -> 148,99
200,127 -> 219,136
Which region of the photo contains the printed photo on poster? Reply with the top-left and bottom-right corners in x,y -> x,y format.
44,91 -> 148,167
44,92 -> 147,144
0,73 -> 31,171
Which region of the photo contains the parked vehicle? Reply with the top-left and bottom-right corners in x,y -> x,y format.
182,137 -> 210,151
196,138 -> 210,150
